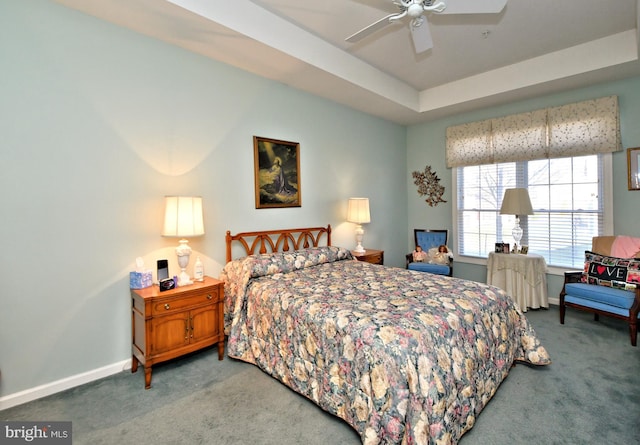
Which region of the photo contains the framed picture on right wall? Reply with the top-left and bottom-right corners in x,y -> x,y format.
628,147 -> 640,190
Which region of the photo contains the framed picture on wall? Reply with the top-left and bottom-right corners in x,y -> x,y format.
628,147 -> 640,191
253,136 -> 301,208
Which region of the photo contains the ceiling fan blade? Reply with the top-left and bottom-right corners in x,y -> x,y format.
410,16 -> 433,53
439,0 -> 507,14
345,13 -> 397,43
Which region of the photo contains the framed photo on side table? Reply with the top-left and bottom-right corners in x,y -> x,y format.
628,147 -> 640,191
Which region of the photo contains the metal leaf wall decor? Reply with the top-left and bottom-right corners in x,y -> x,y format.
412,165 -> 446,207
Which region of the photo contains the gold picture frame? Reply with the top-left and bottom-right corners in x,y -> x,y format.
628,147 -> 640,191
253,136 -> 301,208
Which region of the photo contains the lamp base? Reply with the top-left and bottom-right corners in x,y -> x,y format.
353,224 -> 365,253
512,215 -> 523,251
178,270 -> 193,286
176,239 -> 193,286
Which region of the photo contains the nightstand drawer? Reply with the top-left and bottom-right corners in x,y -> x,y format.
151,288 -> 219,315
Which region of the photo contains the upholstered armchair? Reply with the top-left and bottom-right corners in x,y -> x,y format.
560,236 -> 640,346
405,229 -> 453,277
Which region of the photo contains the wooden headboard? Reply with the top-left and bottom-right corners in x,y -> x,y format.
225,225 -> 332,262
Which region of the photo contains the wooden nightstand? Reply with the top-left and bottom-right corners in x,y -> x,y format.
131,276 -> 224,389
351,249 -> 384,265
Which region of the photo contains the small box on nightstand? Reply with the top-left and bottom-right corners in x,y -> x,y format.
129,271 -> 153,289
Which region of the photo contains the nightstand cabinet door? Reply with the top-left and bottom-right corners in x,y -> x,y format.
150,312 -> 190,355
190,304 -> 220,344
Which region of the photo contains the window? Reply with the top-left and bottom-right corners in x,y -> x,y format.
447,96 -> 619,270
455,154 -> 612,269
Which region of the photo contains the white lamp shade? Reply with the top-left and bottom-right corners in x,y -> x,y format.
499,188 -> 533,216
162,196 -> 205,237
347,198 -> 371,224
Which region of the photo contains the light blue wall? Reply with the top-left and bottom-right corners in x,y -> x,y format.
0,1 -> 407,398
407,76 -> 640,294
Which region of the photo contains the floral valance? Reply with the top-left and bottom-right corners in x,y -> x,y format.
446,96 -> 621,168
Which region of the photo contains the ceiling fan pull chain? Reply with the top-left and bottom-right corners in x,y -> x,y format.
411,16 -> 425,29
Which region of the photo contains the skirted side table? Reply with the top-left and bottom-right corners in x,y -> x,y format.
486,252 -> 548,312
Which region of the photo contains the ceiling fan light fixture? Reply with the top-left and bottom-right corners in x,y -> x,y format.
407,3 -> 424,18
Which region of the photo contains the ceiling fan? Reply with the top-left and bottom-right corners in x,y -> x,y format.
346,0 -> 507,53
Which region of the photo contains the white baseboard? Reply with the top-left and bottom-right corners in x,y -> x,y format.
0,359 -> 132,411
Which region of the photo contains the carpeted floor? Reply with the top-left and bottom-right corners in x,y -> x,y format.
2,306 -> 639,444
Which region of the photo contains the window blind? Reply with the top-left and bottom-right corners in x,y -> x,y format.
456,154 -> 607,269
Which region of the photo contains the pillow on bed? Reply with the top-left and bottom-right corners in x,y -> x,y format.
221,246 -> 353,334
248,246 -> 353,277
581,250 -> 640,290
222,246 -> 353,299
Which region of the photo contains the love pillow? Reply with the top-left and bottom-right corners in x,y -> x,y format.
581,250 -> 640,290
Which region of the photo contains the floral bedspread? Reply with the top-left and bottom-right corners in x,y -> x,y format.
221,246 -> 550,445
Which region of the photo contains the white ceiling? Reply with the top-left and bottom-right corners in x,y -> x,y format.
55,0 -> 640,125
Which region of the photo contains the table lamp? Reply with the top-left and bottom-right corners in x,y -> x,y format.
347,197 -> 370,253
162,196 -> 205,285
499,188 -> 533,252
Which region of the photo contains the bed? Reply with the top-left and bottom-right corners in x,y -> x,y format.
221,225 -> 550,445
